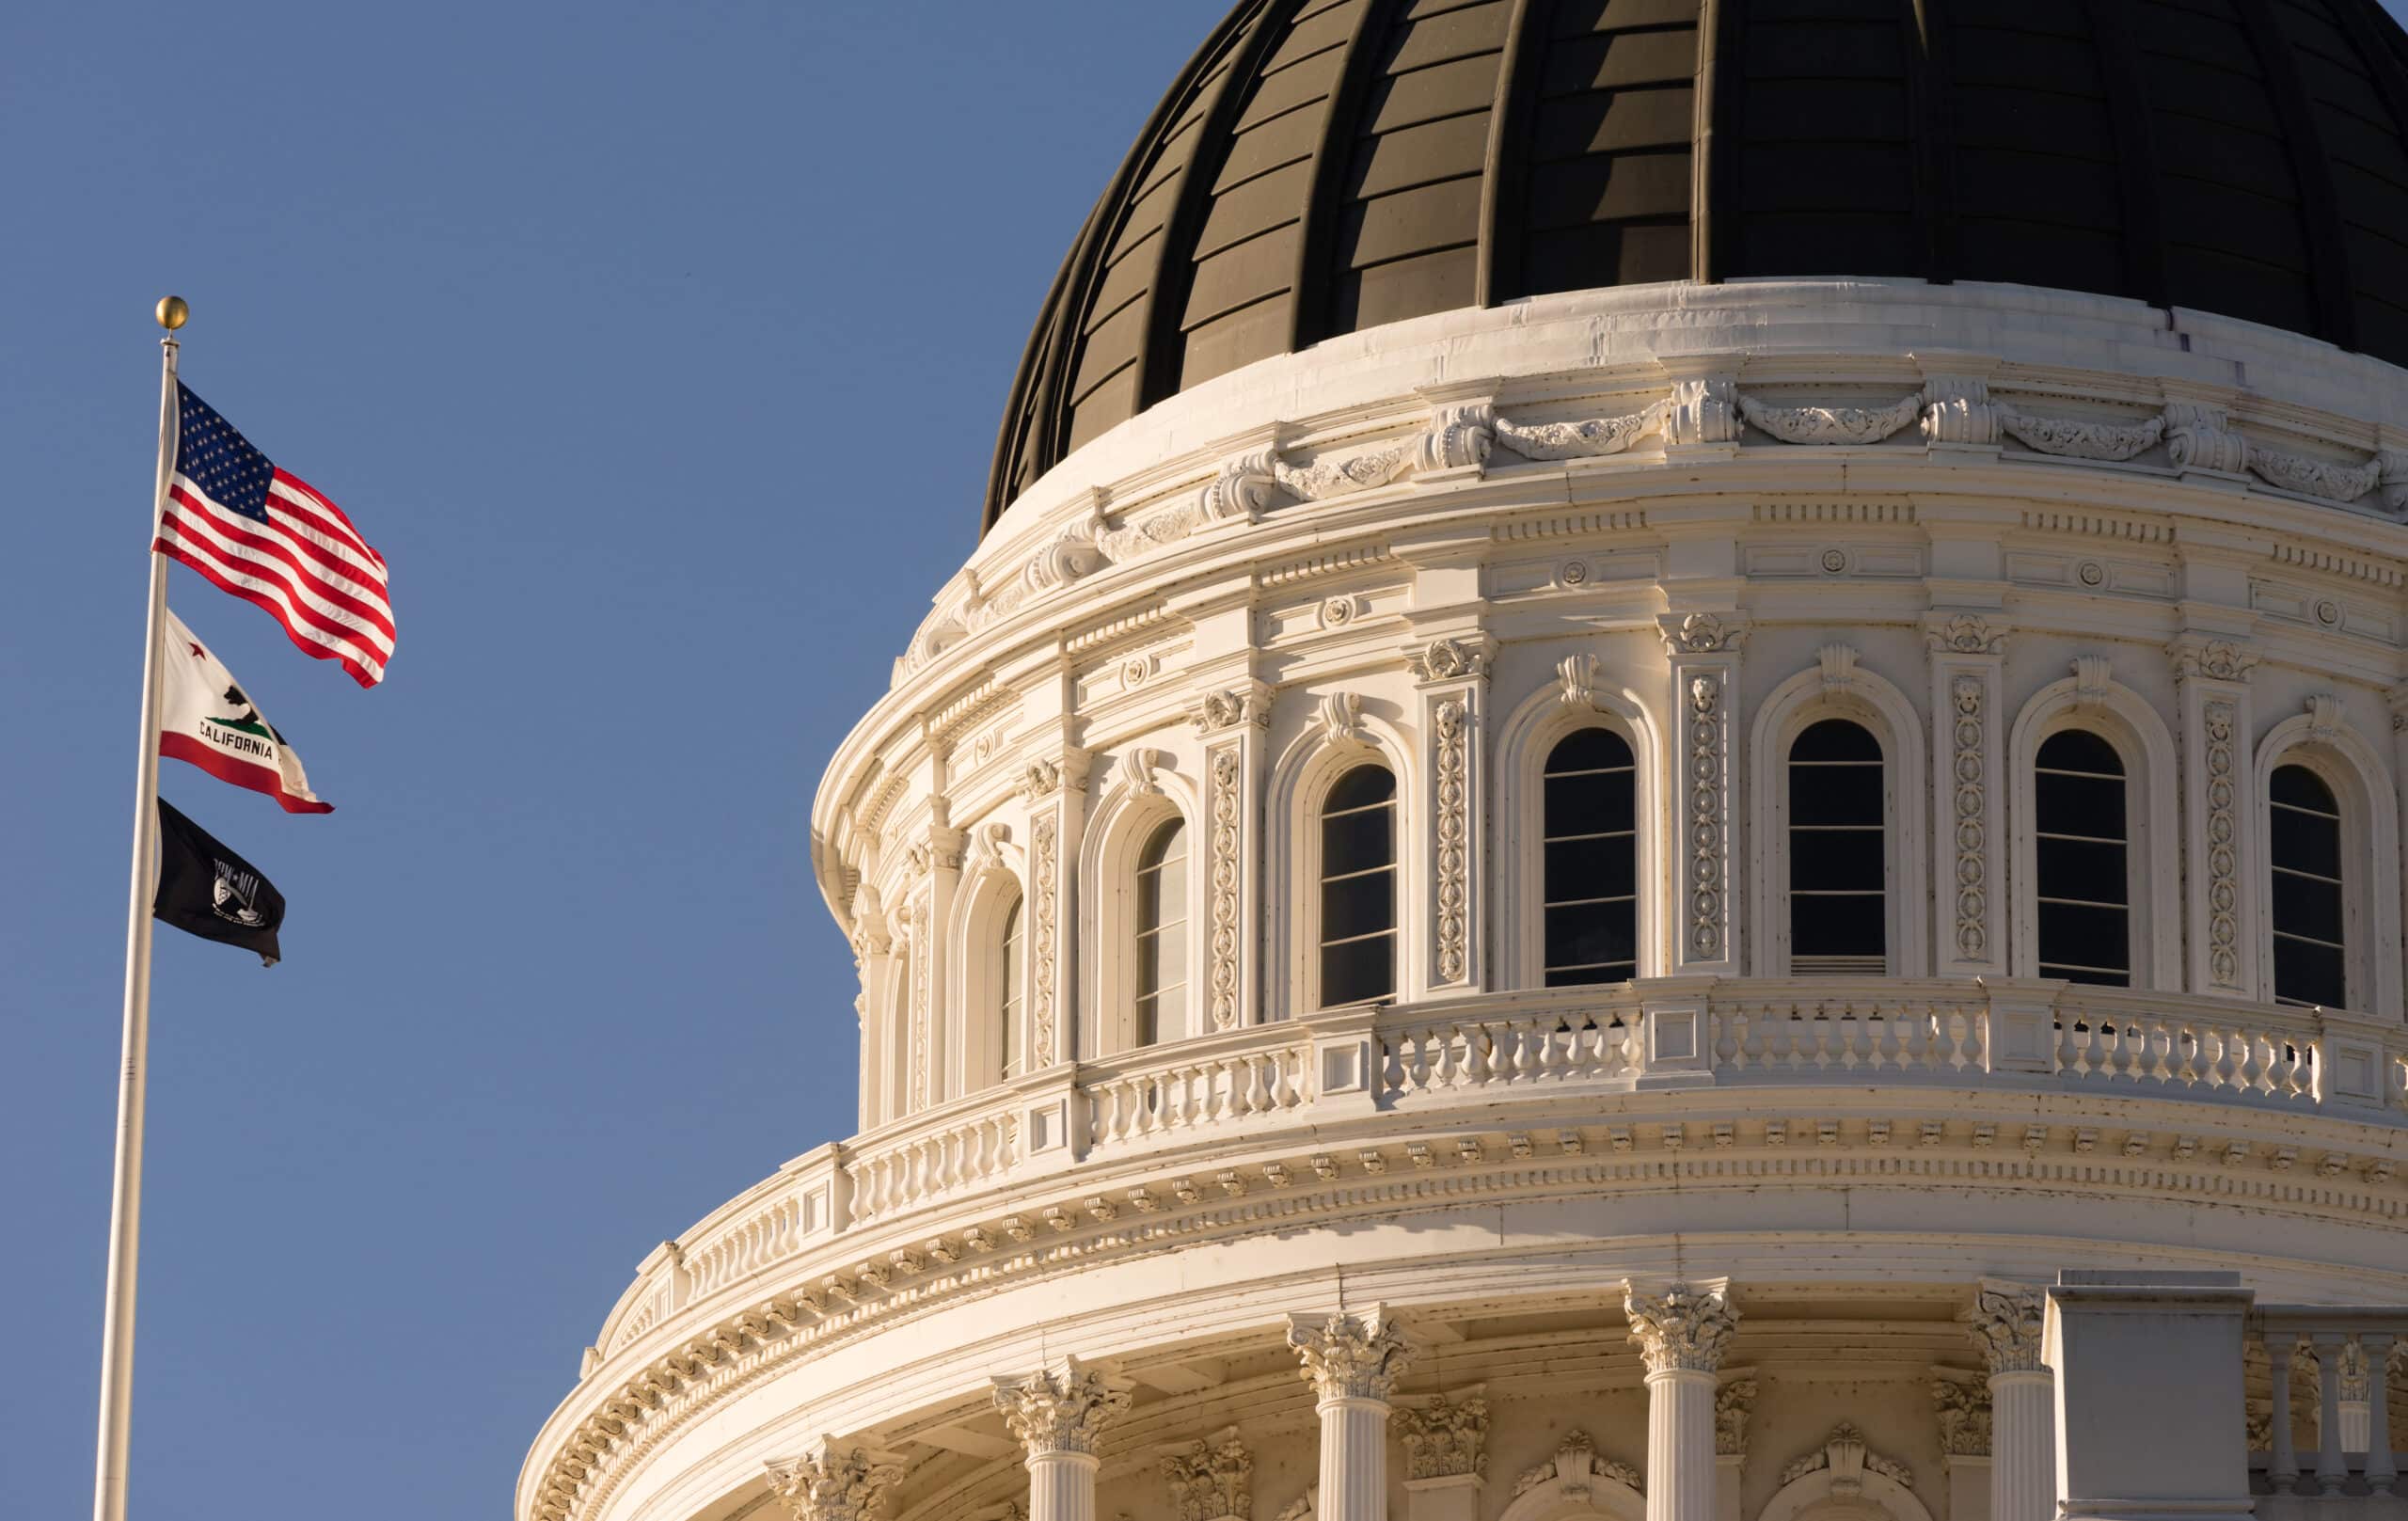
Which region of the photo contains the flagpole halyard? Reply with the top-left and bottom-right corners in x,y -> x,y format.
92,297 -> 184,1521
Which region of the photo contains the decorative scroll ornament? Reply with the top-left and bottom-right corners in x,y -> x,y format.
1193,685 -> 1273,735
1286,1307 -> 1416,1403
991,1359 -> 1134,1457
1415,403 -> 1495,473
1999,409 -> 2163,462
960,822 -> 1012,879
1686,676 -> 1728,959
1208,747 -> 1244,1030
1022,759 -> 1067,803
1512,1431 -> 1642,1499
2070,656 -> 2114,709
1779,1424 -> 1913,1491
1030,816 -> 1059,1065
2246,443 -> 2382,503
2305,692 -> 2347,746
1931,1378 -> 1993,1455
1817,642 -> 1861,692
1624,1281 -> 1738,1373
1396,1393 -> 1488,1480
1433,699 -> 1470,984
1715,1379 -> 1758,1456
1927,613 -> 2006,656
764,1441 -> 908,1521
1315,691 -> 1367,748
1493,400 -> 1667,460
1950,675 -> 1988,962
1662,610 -> 1746,655
1121,749 -> 1168,798
1199,450 -> 1281,523
1737,391 -> 1923,445
1411,635 -> 1488,684
1666,376 -> 1739,445
2169,638 -> 2258,685
1162,1428 -> 1253,1521
1922,376 -> 2000,446
1966,1283 -> 2047,1374
1558,654 -> 1601,710
2164,403 -> 2249,474
2203,700 -> 2242,988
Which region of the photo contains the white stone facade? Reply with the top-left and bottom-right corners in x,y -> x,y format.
520,282 -> 2408,1521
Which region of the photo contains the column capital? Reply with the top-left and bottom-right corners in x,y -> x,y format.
991,1357 -> 1133,1458
1395,1391 -> 1488,1480
1714,1377 -> 1758,1456
1287,1306 -> 1417,1403
1161,1427 -> 1253,1521
1623,1278 -> 1737,1374
1966,1281 -> 2048,1376
1931,1376 -> 1993,1455
765,1439 -> 908,1521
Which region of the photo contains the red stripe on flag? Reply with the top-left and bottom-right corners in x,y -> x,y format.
166,484 -> 396,642
271,469 -> 385,570
161,732 -> 335,814
153,533 -> 388,688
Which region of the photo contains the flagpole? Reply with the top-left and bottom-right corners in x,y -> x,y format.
92,295 -> 184,1521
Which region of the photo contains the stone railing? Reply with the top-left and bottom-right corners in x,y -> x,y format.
588,977 -> 2408,1360
2250,1306 -> 2408,1505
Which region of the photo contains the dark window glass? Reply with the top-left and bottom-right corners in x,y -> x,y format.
2035,730 -> 2129,985
1133,819 -> 1187,1047
1789,719 -> 1885,972
1000,896 -> 1023,1082
1320,764 -> 1396,1006
1543,728 -> 1639,986
2271,764 -> 2346,1006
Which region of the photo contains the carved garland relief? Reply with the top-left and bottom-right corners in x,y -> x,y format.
1687,675 -> 1727,960
2204,700 -> 2241,990
1209,746 -> 1243,1030
1031,816 -> 1059,1066
1951,674 -> 1988,962
908,895 -> 932,1110
1434,699 -> 1469,984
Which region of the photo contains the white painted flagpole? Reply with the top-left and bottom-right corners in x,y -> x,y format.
92,296 -> 184,1521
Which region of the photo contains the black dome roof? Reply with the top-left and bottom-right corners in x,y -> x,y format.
984,0 -> 2408,531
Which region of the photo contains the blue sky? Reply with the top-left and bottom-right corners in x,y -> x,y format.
2,5 -> 1211,1516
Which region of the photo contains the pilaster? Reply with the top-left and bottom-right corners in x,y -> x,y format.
1288,1307 -> 1416,1521
904,822 -> 965,1111
1396,1390 -> 1487,1521
2169,634 -> 2258,999
1967,1282 -> 2052,1521
1713,1375 -> 1755,1521
994,1358 -> 1135,1521
848,894 -> 896,1131
1925,613 -> 2008,975
1161,1427 -> 1252,1521
1660,614 -> 1747,974
1019,749 -> 1093,1067
1625,1279 -> 1736,1521
1408,634 -> 1492,997
1192,682 -> 1272,1030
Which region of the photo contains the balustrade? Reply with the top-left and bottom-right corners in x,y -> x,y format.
2251,1307 -> 2406,1504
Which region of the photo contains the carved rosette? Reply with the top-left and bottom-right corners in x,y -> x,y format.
2204,700 -> 2242,989
1931,1378 -> 1992,1456
1950,674 -> 1988,961
765,1442 -> 908,1521
1433,699 -> 1469,984
1624,1281 -> 1739,1374
1966,1284 -> 2047,1375
1208,747 -> 1243,1029
1287,1308 -> 1417,1404
1163,1428 -> 1254,1521
1686,676 -> 1727,960
1031,816 -> 1060,1065
1715,1379 -> 1758,1456
992,1360 -> 1134,1458
1396,1393 -> 1488,1480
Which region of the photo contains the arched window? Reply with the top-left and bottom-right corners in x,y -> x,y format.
1319,764 -> 1397,1007
998,895 -> 1024,1082
1543,728 -> 1638,985
2270,764 -> 2346,1007
1788,718 -> 1885,974
1133,819 -> 1187,1045
2034,730 -> 2130,985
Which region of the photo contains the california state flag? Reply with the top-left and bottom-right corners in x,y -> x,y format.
160,609 -> 333,814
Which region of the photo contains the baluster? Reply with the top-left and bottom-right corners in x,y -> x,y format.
2055,1008 -> 2080,1074
2171,1021 -> 2200,1086
2311,1331 -> 2349,1494
1462,1022 -> 1491,1085
1244,1053 -> 1270,1114
1380,1031 -> 1406,1095
2366,1332 -> 2399,1495
1411,1026 -> 1435,1091
2269,1334 -> 2301,1492
1511,1022 -> 1537,1082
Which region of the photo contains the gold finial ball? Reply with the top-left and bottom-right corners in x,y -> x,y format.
155,295 -> 189,331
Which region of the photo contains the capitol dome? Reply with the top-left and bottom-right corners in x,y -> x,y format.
988,0 -> 2408,530
527,9 -> 2408,1521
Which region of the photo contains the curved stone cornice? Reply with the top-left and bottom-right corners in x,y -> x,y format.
1286,1307 -> 1415,1404
1623,1280 -> 1738,1375
1966,1281 -> 2049,1376
991,1357 -> 1133,1457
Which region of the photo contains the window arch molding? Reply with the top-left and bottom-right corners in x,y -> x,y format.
1267,703 -> 1418,1021
1496,674 -> 1666,988
2249,703 -> 2400,1015
1078,761 -> 1205,1057
944,832 -> 1026,1097
1748,651 -> 1930,977
2004,673 -> 2182,989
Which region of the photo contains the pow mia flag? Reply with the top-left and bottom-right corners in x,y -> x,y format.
154,799 -> 285,966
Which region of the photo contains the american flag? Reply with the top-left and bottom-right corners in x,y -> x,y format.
154,383 -> 394,688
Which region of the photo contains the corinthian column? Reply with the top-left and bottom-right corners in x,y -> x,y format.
1624,1279 -> 1737,1521
765,1439 -> 908,1521
1967,1282 -> 2052,1521
993,1357 -> 1134,1521
1289,1307 -> 1417,1521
